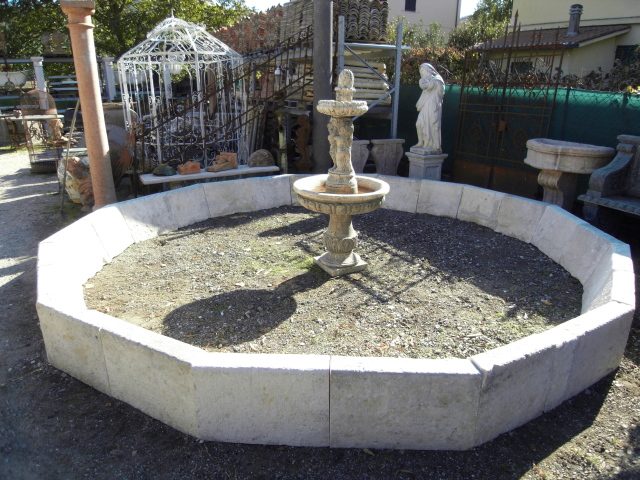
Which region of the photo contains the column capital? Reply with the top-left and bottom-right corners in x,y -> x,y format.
60,1 -> 95,20
30,56 -> 44,64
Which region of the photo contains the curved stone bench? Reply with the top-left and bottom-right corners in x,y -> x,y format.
36,175 -> 636,450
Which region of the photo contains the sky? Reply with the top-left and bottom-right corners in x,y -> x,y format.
243,0 -> 480,19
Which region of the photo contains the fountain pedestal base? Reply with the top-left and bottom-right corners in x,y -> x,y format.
314,213 -> 367,276
314,252 -> 367,276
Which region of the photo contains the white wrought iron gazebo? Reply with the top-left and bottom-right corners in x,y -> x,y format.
118,17 -> 245,171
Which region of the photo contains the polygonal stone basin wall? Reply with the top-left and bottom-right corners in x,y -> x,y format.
36,175 -> 636,450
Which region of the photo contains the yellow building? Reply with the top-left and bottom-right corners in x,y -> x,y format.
476,1 -> 640,77
388,0 -> 463,34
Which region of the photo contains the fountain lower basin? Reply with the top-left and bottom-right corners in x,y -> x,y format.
293,175 -> 390,276
293,174 -> 389,215
36,175 -> 635,450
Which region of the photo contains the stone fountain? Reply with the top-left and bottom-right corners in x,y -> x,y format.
293,70 -> 390,276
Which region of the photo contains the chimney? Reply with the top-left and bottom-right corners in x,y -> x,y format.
567,4 -> 583,36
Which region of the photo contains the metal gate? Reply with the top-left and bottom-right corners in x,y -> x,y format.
453,20 -> 566,198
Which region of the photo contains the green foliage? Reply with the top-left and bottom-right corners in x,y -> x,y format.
448,0 -> 513,51
563,50 -> 640,93
93,0 -> 251,58
388,17 -> 446,50
0,0 -> 251,60
398,47 -> 464,84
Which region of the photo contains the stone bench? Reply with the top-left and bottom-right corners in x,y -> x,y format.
138,165 -> 281,187
579,134 -> 640,231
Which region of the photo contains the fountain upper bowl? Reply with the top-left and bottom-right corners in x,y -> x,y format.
293,175 -> 390,215
317,100 -> 369,117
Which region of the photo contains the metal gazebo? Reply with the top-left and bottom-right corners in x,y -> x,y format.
117,17 -> 245,172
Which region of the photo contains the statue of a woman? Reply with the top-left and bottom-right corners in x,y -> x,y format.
414,63 -> 445,153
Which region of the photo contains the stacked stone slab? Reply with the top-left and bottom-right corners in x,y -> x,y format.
37,175 -> 635,450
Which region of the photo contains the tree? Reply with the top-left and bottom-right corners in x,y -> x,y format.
93,0 -> 251,58
448,0 -> 513,51
0,0 -> 251,61
388,17 -> 446,50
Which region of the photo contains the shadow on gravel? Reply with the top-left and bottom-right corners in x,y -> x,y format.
161,273 -> 328,348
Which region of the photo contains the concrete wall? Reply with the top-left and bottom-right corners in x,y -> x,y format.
36,175 -> 635,450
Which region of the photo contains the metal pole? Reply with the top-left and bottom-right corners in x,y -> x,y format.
391,21 -> 403,139
338,16 -> 345,74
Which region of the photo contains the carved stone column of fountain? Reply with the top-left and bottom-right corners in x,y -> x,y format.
293,70 -> 390,276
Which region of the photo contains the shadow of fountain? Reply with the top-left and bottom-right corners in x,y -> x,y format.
160,272 -> 328,349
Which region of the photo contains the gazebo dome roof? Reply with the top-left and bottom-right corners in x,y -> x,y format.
120,16 -> 241,61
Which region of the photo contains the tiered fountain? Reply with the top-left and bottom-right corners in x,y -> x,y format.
293,70 -> 390,276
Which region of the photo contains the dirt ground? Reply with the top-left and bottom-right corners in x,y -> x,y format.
1,147 -> 639,480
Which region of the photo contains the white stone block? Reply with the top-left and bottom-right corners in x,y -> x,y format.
457,186 -> 505,229
204,176 -> 291,218
38,217 -> 109,282
100,320 -> 202,436
557,301 -> 634,400
471,333 -> 561,445
116,193 -> 179,243
583,269 -> 636,313
36,303 -> 111,394
416,180 -> 463,218
36,262 -> 86,311
378,175 -> 421,213
249,175 -> 293,210
165,184 -> 211,229
86,205 -> 135,260
533,327 -> 579,413
582,241 -> 635,312
495,195 -> 547,243
530,206 -> 587,266
329,357 -> 481,450
559,223 -> 618,284
288,174 -> 311,206
193,353 -> 330,447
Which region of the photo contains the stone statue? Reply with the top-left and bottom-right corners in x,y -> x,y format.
414,63 -> 445,153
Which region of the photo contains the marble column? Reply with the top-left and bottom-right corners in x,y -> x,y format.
102,57 -> 117,102
60,0 -> 116,209
30,57 -> 47,92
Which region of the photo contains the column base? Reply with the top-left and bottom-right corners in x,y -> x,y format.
314,252 -> 367,277
406,151 -> 448,180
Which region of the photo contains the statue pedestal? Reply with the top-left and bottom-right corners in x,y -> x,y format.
370,139 -> 405,176
406,147 -> 447,180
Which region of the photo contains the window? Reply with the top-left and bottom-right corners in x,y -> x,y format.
405,0 -> 416,12
615,45 -> 639,65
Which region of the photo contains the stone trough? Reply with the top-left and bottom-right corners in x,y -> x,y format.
36,175 -> 635,450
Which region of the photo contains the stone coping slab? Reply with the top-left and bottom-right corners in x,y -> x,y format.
36,175 -> 636,450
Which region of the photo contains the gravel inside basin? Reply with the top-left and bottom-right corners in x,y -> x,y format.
84,206 -> 582,359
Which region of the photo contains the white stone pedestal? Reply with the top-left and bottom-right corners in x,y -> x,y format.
406,147 -> 447,180
370,139 -> 405,176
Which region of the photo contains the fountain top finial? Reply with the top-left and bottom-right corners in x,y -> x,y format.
317,69 -> 368,118
335,69 -> 355,102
